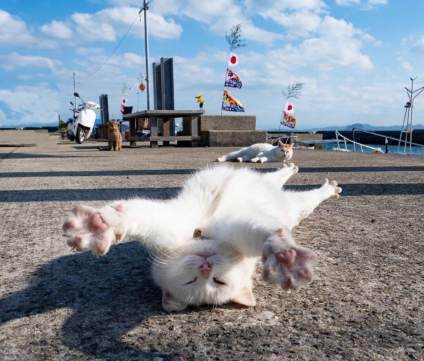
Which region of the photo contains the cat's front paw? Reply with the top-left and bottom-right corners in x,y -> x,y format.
216,156 -> 226,162
262,229 -> 317,290
323,179 -> 342,199
285,162 -> 299,174
62,204 -> 126,256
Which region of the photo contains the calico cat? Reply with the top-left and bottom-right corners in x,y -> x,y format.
107,121 -> 122,151
63,163 -> 341,311
217,140 -> 294,163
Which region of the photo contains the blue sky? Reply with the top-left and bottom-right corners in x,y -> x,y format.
1,0 -> 424,129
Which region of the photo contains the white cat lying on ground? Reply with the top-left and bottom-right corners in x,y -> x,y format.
217,141 -> 294,163
63,163 -> 341,311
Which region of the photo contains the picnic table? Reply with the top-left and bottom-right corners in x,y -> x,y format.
122,110 -> 204,147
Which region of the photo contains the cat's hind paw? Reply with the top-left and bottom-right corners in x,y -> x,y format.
323,179 -> 343,199
62,204 -> 126,256
216,156 -> 226,162
262,230 -> 317,290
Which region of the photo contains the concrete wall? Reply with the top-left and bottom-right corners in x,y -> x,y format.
199,115 -> 267,146
205,130 -> 267,147
200,115 -> 256,131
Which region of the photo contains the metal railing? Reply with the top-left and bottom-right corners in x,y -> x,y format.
352,128 -> 424,154
335,130 -> 383,153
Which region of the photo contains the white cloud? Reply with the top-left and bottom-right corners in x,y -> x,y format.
41,20 -> 72,40
0,85 -> 61,125
244,0 -> 325,12
71,6 -> 182,42
335,0 -> 360,5
335,0 -> 387,9
261,10 -> 322,38
151,0 -> 282,44
412,36 -> 424,52
71,12 -> 117,41
367,0 -> 388,7
0,10 -> 36,45
401,61 -> 413,73
256,16 -> 373,72
0,53 -> 61,71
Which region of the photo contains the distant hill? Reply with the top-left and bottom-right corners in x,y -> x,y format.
311,123 -> 424,131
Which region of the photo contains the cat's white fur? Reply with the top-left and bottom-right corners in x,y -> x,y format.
63,163 -> 341,312
217,140 -> 294,163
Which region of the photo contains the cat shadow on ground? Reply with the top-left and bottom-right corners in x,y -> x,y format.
0,242 -> 167,360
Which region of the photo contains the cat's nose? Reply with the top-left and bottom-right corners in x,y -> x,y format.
199,261 -> 212,278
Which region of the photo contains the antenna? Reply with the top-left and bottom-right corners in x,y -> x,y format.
398,77 -> 424,153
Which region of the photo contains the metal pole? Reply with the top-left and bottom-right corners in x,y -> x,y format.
409,78 -> 414,153
141,0 -> 150,110
73,72 -> 77,119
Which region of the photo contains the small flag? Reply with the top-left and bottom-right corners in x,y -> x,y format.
282,102 -> 296,128
228,53 -> 239,66
224,68 -> 242,89
222,90 -> 245,112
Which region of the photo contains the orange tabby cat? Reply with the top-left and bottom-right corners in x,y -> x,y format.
107,121 -> 122,151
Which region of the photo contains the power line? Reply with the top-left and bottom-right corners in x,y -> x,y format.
84,10 -> 140,81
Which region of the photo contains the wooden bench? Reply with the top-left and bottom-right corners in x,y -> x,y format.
122,110 -> 204,147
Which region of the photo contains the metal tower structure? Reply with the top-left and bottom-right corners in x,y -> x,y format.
398,78 -> 424,153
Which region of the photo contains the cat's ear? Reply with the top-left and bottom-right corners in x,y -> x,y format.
231,286 -> 256,307
162,290 -> 187,312
278,139 -> 284,147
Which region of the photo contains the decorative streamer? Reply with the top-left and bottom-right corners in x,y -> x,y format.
222,90 -> 245,112
282,102 -> 296,128
224,68 -> 242,89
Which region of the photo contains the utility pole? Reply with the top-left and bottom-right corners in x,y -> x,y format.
139,0 -> 150,110
73,72 -> 77,119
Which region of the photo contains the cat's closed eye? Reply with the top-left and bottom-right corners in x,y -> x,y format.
185,277 -> 197,285
213,277 -> 226,286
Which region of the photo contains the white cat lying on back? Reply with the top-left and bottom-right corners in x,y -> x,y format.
63,163 -> 341,312
217,140 -> 293,163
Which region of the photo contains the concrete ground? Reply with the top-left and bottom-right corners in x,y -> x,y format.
0,130 -> 423,361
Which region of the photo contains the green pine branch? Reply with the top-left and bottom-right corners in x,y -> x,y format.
282,83 -> 304,99
226,24 -> 246,51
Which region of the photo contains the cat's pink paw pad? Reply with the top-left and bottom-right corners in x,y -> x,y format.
262,235 -> 317,290
62,205 -> 124,256
88,213 -> 108,232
